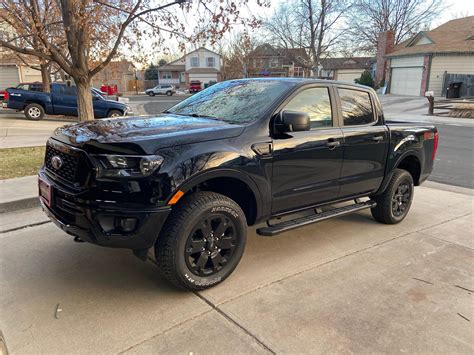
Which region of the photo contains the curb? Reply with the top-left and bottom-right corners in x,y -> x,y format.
0,196 -> 39,214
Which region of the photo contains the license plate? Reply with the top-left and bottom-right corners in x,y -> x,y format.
1,102 -> 7,108
38,176 -> 52,207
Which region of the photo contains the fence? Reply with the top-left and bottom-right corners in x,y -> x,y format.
442,74 -> 473,98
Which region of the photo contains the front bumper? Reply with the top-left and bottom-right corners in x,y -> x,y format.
39,170 -> 171,250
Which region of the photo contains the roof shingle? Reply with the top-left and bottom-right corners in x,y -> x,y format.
387,16 -> 474,57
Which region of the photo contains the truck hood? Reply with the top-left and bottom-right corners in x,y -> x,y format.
53,114 -> 246,154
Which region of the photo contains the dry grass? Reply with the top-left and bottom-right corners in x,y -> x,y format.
0,146 -> 46,179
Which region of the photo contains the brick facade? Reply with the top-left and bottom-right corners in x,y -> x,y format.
375,31 -> 395,86
420,55 -> 431,95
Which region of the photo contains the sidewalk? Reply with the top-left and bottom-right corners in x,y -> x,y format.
0,183 -> 472,353
0,111 -> 72,149
0,176 -> 38,213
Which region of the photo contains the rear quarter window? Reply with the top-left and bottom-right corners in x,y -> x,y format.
338,88 -> 375,126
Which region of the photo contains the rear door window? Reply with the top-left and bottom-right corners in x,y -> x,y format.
338,88 -> 375,126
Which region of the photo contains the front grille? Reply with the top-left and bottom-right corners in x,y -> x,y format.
45,145 -> 79,182
45,141 -> 90,187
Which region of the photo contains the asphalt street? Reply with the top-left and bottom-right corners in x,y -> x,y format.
129,95 -> 474,189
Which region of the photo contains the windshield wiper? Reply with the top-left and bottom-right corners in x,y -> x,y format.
165,111 -> 220,120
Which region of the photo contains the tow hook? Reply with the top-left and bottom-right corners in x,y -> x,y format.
73,236 -> 84,243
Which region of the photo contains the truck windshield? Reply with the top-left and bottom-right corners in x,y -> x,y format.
166,80 -> 293,123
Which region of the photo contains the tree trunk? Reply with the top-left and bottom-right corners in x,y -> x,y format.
40,63 -> 51,93
75,77 -> 94,121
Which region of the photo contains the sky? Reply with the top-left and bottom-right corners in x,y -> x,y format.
132,0 -> 473,67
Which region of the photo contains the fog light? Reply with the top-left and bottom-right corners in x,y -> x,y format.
115,217 -> 138,233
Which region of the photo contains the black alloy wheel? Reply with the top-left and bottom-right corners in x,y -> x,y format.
391,180 -> 412,217
185,215 -> 237,276
371,168 -> 414,224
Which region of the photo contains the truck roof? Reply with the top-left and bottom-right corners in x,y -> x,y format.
235,77 -> 372,90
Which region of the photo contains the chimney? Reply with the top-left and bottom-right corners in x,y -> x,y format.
375,31 -> 394,86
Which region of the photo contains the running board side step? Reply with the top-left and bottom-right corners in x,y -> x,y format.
257,200 -> 377,237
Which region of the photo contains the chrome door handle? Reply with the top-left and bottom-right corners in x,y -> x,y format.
326,140 -> 341,149
372,136 -> 384,142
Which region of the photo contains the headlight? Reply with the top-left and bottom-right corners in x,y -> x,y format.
92,154 -> 164,178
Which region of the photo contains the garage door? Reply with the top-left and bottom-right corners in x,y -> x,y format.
0,65 -> 20,90
390,67 -> 423,96
337,71 -> 363,83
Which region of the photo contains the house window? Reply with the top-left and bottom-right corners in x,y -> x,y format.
191,57 -> 199,67
206,57 -> 215,67
270,58 -> 279,68
162,72 -> 172,79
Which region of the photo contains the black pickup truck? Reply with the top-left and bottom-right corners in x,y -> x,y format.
39,78 -> 438,290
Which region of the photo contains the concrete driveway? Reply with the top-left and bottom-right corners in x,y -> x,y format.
1,184 -> 472,354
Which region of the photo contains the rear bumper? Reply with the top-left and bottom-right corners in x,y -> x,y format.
39,170 -> 171,250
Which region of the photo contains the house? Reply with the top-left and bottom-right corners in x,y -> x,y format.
386,16 -> 474,97
0,18 -> 42,91
91,59 -> 136,93
155,47 -> 222,89
245,44 -> 310,78
318,57 -> 374,83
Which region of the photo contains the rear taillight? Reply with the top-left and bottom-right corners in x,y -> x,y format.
432,131 -> 439,161
4,91 -> 9,102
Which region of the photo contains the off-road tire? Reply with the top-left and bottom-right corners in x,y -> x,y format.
155,191 -> 247,291
148,92 -> 155,97
371,168 -> 414,224
24,103 -> 45,120
107,109 -> 123,118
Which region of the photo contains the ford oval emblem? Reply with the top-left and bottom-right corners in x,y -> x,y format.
51,156 -> 63,170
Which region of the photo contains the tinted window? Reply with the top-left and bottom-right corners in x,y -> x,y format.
284,88 -> 332,128
338,89 -> 374,126
167,80 -> 293,123
60,85 -> 77,96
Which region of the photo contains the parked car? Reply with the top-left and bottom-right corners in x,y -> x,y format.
39,78 -> 438,291
5,83 -> 131,120
189,80 -> 202,93
145,85 -> 176,97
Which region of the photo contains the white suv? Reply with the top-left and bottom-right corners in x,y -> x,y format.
145,85 -> 176,97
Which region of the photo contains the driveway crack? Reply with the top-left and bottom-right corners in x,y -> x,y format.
194,292 -> 276,354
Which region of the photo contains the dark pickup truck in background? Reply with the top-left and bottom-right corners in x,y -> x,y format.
38,78 -> 438,290
5,83 -> 131,120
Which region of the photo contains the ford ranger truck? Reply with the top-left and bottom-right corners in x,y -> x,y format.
38,78 -> 439,290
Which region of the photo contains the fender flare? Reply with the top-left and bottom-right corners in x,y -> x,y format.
376,150 -> 422,195
170,168 -> 264,222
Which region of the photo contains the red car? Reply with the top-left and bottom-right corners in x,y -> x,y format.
189,80 -> 202,93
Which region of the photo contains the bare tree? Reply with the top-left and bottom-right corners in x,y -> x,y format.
264,0 -> 351,78
348,0 -> 444,53
220,32 -> 258,80
0,0 -> 266,121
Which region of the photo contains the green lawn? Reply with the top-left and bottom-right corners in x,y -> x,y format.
0,146 -> 46,179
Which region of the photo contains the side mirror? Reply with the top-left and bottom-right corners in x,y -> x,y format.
274,110 -> 311,133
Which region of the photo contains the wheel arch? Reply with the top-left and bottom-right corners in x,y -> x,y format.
23,100 -> 45,110
375,151 -> 422,196
395,153 -> 422,186
170,169 -> 263,226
